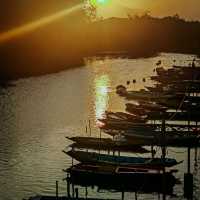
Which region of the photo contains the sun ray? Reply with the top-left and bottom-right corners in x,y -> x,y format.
0,4 -> 83,44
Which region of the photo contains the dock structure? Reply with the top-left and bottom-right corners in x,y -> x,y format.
114,62 -> 200,199
27,60 -> 200,200
64,61 -> 200,199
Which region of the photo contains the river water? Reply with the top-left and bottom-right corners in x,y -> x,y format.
0,53 -> 200,200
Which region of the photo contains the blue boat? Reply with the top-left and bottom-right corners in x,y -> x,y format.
64,150 -> 181,169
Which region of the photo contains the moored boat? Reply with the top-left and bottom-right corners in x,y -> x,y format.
66,137 -> 150,153
66,163 -> 177,194
64,150 -> 181,169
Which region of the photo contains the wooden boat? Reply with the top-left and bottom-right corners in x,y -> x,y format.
66,137 -> 150,153
99,120 -> 154,131
66,163 -> 177,194
125,90 -> 176,101
102,111 -> 147,123
126,103 -> 167,114
136,97 -> 200,111
64,150 -> 180,168
151,65 -> 200,83
125,103 -> 149,115
103,129 -> 200,147
147,111 -> 200,121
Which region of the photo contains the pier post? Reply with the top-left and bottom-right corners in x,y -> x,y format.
161,116 -> 166,200
184,173 -> 193,199
75,188 -> 79,199
100,129 -> 102,140
194,147 -> 198,166
184,114 -> 193,199
85,186 -> 88,199
121,191 -> 124,200
67,174 -> 71,198
71,158 -> 74,166
184,146 -> 193,199
72,184 -> 75,198
151,145 -> 155,158
56,181 -> 58,200
86,125 -> 88,135
89,120 -> 91,136
187,148 -> 191,174
135,192 -> 138,200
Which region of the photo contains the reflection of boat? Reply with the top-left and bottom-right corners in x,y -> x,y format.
65,150 -> 180,169
66,137 -> 150,153
66,164 -> 177,194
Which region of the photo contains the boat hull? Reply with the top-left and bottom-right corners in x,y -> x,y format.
67,164 -> 176,194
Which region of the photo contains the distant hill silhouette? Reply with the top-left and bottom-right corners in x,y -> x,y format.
1,14 -> 200,80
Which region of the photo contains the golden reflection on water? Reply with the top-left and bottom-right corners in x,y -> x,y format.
94,74 -> 110,120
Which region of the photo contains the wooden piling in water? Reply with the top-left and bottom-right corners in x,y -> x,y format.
85,186 -> 88,199
56,181 -> 58,200
75,188 -> 79,199
121,191 -> 124,200
184,173 -> 193,199
89,120 -> 91,136
72,183 -> 75,198
135,192 -> 138,200
67,174 -> 71,198
184,110 -> 193,199
161,117 -> 166,200
194,147 -> 198,166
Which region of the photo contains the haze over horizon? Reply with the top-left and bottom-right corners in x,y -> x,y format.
97,0 -> 200,20
0,0 -> 200,32
1,0 -> 200,79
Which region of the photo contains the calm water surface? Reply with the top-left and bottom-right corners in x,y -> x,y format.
0,53 -> 200,200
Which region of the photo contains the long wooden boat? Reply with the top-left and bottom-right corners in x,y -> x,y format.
103,129 -> 200,147
102,111 -> 147,123
99,121 -> 155,131
64,150 -> 181,168
126,103 -> 167,114
125,91 -> 176,101
135,98 -> 200,111
66,137 -> 150,153
66,163 -> 177,194
151,66 -> 200,83
147,111 -> 200,121
146,81 -> 200,93
125,104 -> 149,115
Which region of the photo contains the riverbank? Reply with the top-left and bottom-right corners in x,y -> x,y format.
1,15 -> 200,80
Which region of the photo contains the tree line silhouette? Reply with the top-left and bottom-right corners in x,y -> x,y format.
1,14 -> 200,80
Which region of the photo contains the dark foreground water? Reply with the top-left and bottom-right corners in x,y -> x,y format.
0,53 -> 200,200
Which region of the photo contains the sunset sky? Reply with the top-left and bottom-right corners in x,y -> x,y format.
0,0 -> 200,79
0,0 -> 199,44
96,0 -> 200,20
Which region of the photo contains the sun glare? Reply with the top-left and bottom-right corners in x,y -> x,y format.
90,0 -> 111,6
0,4 -> 82,43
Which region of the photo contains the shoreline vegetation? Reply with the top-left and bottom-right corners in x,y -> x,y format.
1,14 -> 200,81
